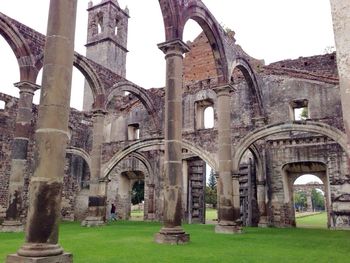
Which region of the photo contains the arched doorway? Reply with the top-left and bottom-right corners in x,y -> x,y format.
131,180 -> 145,220
282,162 -> 330,228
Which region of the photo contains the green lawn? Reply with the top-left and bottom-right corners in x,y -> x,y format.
296,212 -> 327,229
205,208 -> 217,221
1,220 -> 349,263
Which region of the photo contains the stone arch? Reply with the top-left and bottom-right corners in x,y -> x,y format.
181,2 -> 228,83
35,52 -> 105,103
0,13 -> 37,82
66,146 -> 91,172
231,58 -> 264,117
158,0 -> 179,40
106,81 -> 160,130
105,151 -> 153,181
106,152 -> 151,220
281,161 -> 330,227
233,121 -> 349,172
103,138 -> 217,177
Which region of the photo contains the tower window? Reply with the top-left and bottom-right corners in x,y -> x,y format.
97,13 -> 103,34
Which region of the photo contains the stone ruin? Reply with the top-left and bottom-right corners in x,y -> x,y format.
0,0 -> 350,261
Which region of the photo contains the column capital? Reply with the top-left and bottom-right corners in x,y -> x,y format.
232,172 -> 240,179
92,108 -> 107,117
157,39 -> 190,56
14,81 -> 40,95
213,84 -> 236,97
257,180 -> 266,186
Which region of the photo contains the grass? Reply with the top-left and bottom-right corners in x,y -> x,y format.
205,208 -> 218,221
296,212 -> 327,229
1,220 -> 349,263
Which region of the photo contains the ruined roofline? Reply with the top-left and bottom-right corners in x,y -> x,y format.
262,52 -> 338,85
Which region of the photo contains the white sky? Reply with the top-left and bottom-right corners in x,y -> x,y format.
0,0 -> 335,110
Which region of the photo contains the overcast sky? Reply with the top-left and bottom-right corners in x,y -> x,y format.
0,0 -> 335,109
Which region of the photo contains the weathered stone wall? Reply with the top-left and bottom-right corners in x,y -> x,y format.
265,136 -> 349,228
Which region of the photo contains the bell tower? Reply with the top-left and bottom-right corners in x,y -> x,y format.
83,0 -> 129,110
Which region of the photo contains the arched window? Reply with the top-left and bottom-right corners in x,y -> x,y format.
204,106 -> 214,129
195,99 -> 214,130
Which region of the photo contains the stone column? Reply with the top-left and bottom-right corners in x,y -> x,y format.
6,0 -> 77,262
330,1 -> 350,147
214,84 -> 242,234
82,110 -> 107,227
154,39 -> 190,244
306,192 -> 313,212
1,81 -> 39,232
257,180 -> 267,226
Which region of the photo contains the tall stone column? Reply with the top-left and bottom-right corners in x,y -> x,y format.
306,191 -> 313,212
82,110 -> 107,227
257,180 -> 267,226
154,39 -> 190,244
6,0 -> 77,262
330,1 -> 350,147
2,81 -> 39,232
214,85 -> 242,234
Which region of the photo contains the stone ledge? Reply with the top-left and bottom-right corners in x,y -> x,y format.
6,253 -> 72,263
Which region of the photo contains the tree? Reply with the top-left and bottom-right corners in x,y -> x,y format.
311,189 -> 325,211
300,107 -> 308,120
131,181 -> 144,205
294,191 -> 307,211
207,169 -> 217,190
205,169 -> 217,208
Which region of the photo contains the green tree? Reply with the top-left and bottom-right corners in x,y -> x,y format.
206,169 -> 217,208
311,189 -> 325,211
131,181 -> 144,205
294,191 -> 307,211
300,107 -> 308,120
207,169 -> 217,190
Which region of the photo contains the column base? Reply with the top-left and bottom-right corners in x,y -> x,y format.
215,220 -> 242,234
1,220 -> 24,232
81,216 -> 105,227
258,216 -> 268,227
154,227 -> 190,244
6,253 -> 72,263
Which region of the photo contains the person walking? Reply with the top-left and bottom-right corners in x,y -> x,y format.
110,203 -> 117,221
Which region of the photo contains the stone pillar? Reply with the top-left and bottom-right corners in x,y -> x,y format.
6,0 -> 77,262
330,1 -> 350,147
147,184 -> 155,220
257,180 -> 267,226
82,110 -> 107,227
154,39 -> 190,244
2,81 -> 39,232
306,192 -> 313,212
214,84 -> 242,234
